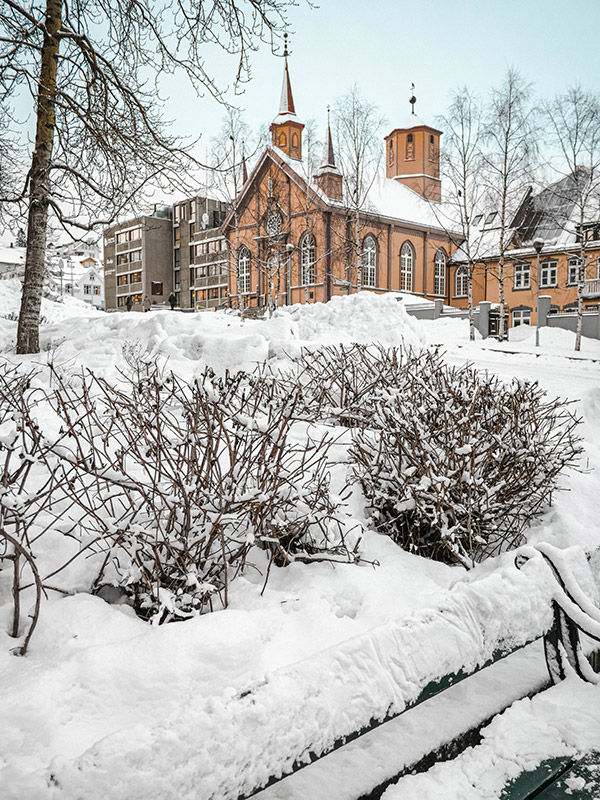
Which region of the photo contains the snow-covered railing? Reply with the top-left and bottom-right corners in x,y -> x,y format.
48,545 -> 599,800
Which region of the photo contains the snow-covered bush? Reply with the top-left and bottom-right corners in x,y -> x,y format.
349,350 -> 582,566
44,362 -> 356,622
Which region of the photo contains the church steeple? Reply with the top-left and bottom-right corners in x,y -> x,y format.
270,34 -> 304,161
314,108 -> 343,201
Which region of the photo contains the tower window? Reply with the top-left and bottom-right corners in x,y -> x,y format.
405,133 -> 415,161
292,133 -> 299,149
388,140 -> 394,167
429,134 -> 435,161
278,132 -> 287,147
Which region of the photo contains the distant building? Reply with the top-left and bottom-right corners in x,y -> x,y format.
172,196 -> 229,310
0,244 -> 25,279
60,259 -> 104,309
103,205 -> 173,311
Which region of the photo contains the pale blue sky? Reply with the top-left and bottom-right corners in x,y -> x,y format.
164,0 -> 600,158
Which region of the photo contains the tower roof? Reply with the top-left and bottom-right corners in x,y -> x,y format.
316,109 -> 341,176
279,58 -> 296,116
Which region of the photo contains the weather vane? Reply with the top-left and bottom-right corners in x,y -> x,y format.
409,83 -> 417,115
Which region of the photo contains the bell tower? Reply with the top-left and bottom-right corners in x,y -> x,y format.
384,86 -> 442,202
270,34 -> 304,161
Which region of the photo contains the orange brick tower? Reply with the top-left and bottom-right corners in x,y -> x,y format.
269,34 -> 304,161
384,87 -> 442,202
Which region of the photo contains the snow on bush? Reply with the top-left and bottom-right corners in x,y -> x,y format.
348,348 -> 583,566
0,355 -> 358,635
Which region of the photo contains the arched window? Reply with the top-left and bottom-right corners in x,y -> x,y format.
278,132 -> 287,147
362,234 -> 377,287
292,133 -> 299,149
266,212 -> 282,237
300,232 -> 316,286
429,134 -> 435,161
405,133 -> 415,161
434,248 -> 447,296
238,245 -> 251,294
400,242 -> 414,292
455,265 -> 468,297
388,139 -> 394,166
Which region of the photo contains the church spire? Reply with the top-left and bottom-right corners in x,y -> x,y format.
315,107 -> 342,201
270,33 -> 304,161
279,34 -> 296,116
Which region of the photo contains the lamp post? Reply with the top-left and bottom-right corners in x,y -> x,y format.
533,239 -> 544,348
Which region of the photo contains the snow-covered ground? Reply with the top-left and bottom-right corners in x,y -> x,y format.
1,289 -> 600,799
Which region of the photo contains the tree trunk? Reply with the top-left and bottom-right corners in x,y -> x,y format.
468,265 -> 475,341
17,0 -> 62,354
355,208 -> 361,292
575,244 -> 585,352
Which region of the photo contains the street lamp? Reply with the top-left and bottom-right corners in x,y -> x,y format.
533,239 -> 544,347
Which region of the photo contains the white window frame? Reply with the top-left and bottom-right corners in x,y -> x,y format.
568,257 -> 582,285
455,265 -> 468,297
300,233 -> 316,286
362,235 -> 377,288
514,261 -> 531,290
434,249 -> 447,296
238,246 -> 251,294
540,260 -> 558,288
400,242 -> 414,292
512,309 -> 531,327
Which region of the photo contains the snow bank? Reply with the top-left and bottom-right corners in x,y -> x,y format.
0,279 -> 101,327
45,546 -> 594,800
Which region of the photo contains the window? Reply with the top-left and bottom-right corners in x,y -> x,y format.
151,281 -> 163,295
568,257 -> 582,285
428,134 -> 435,161
434,249 -> 447,296
266,212 -> 282,237
130,271 -> 142,284
292,133 -> 299,149
129,250 -> 141,262
540,259 -> 558,287
209,288 -> 219,299
94,286 -> 100,295
514,262 -> 531,290
484,212 -> 497,226
455,265 -> 468,297
174,227 -> 180,246
388,140 -> 394,166
117,274 -> 128,286
512,309 -> 531,327
400,242 -> 414,292
362,234 -> 377,287
472,215 -> 483,227
83,285 -> 91,295
405,133 -> 415,160
174,249 -> 180,270
238,245 -> 251,294
278,132 -> 287,147
300,233 -> 316,285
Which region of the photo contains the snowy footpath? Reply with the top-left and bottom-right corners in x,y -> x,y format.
1,288 -> 600,799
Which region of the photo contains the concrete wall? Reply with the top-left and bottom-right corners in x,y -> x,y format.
538,294 -> 600,340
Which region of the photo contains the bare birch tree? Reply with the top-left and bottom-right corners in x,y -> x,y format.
543,87 -> 600,352
333,86 -> 385,292
436,88 -> 486,341
482,69 -> 538,339
0,0 -> 293,354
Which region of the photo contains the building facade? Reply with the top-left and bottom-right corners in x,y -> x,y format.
449,175 -> 600,328
103,205 -> 173,311
223,59 -> 460,311
172,196 -> 229,310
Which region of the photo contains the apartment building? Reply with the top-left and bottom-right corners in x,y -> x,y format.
172,196 -> 229,310
103,205 -> 173,311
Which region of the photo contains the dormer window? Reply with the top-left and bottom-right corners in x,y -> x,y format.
405,134 -> 415,161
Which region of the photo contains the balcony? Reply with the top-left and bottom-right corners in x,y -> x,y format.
583,279 -> 600,298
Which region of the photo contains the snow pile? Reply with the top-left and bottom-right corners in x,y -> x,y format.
41,546 -> 595,800
274,291 -> 425,350
0,278 -> 101,327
